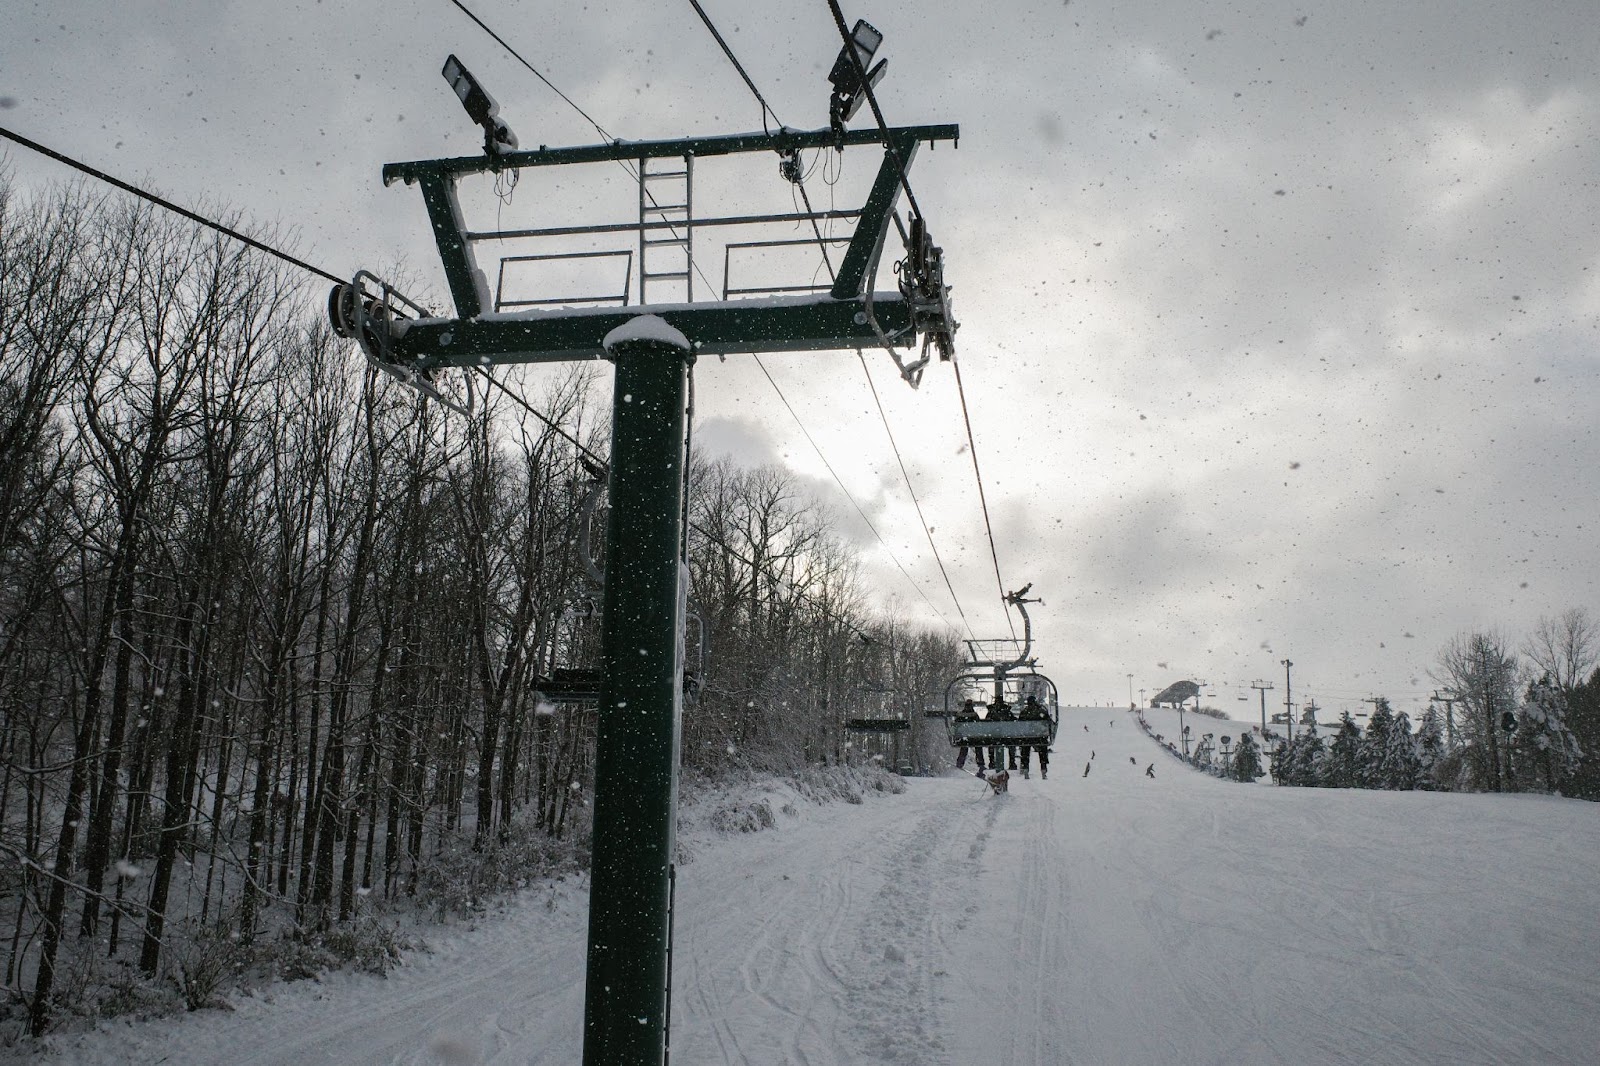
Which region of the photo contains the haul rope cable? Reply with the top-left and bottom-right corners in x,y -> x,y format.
682,0 -> 979,640
821,0 -> 1018,638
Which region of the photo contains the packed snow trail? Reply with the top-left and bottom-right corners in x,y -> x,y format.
32,707 -> 1600,1065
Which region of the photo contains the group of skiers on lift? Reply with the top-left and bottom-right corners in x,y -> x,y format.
953,695 -> 1051,780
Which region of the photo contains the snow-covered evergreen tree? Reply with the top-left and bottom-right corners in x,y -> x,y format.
1285,723 -> 1326,786
1359,700 -> 1395,787
1511,678 -> 1583,793
1415,704 -> 1446,789
1232,733 -> 1263,782
1567,668 -> 1600,800
1270,739 -> 1291,785
1326,712 -> 1363,788
1354,698 -> 1422,790
1384,711 -> 1423,790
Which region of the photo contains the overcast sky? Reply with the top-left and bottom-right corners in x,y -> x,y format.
5,0 -> 1598,720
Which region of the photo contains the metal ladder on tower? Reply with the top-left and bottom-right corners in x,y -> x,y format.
638,155 -> 693,304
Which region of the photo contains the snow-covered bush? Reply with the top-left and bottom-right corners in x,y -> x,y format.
788,763 -> 905,806
262,916 -> 414,983
708,798 -> 777,833
414,814 -> 590,920
316,918 -> 412,978
32,940 -> 182,1024
166,921 -> 245,1010
268,936 -> 343,984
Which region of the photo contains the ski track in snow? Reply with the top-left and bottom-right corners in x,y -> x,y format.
28,706 -> 1600,1065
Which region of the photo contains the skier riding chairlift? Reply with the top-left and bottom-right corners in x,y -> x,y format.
1017,695 -> 1050,779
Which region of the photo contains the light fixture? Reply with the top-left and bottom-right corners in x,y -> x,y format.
828,19 -> 887,134
442,54 -> 518,154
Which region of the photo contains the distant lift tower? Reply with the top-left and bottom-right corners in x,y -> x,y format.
330,46 -> 958,1066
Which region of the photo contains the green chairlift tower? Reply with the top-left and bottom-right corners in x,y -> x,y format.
330,36 -> 959,1066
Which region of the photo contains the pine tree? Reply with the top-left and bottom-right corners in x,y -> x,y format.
1360,700 -> 1395,788
1270,738 -> 1292,785
1232,733 -> 1263,782
1327,712 -> 1363,788
1416,704 -> 1446,789
1288,723 -> 1327,786
1512,678 -> 1583,793
1566,668 -> 1600,800
1385,711 -> 1423,790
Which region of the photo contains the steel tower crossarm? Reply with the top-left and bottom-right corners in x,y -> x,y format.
380,123 -> 957,183
390,292 -> 917,368
376,124 -> 957,351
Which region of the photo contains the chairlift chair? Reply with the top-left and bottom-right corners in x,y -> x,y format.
937,670 -> 1059,748
926,584 -> 1059,752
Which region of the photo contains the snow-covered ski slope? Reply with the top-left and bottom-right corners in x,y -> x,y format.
35,707 -> 1600,1065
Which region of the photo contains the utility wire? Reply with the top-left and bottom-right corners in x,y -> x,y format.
799,168 -> 973,637
679,0 -> 973,638
443,0 -> 971,638
950,356 -> 1016,639
0,124 -> 344,286
819,1 -> 1015,640
443,0 -> 702,303
686,0 -> 782,131
750,355 -> 957,633
443,0 -> 616,142
798,183 -> 975,639
854,352 -> 973,640
471,366 -> 607,470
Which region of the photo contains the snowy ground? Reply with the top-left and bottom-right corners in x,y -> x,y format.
26,707 -> 1600,1065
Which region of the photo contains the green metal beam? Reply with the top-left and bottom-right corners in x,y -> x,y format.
417,175 -> 484,319
383,123 -> 957,186
391,294 -> 914,368
830,132 -> 919,300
